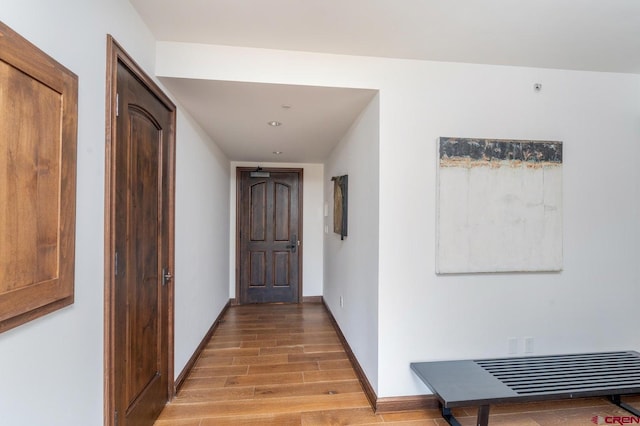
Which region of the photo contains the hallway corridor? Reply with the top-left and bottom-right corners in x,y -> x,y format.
152,303 -> 442,424
153,303 -> 640,425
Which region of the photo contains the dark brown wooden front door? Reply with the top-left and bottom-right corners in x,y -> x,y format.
237,169 -> 302,304
106,37 -> 176,426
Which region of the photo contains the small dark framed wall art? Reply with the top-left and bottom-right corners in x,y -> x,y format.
331,175 -> 348,240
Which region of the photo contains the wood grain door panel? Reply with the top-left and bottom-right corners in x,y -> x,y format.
238,169 -> 301,304
105,35 -> 176,426
114,62 -> 170,426
123,107 -> 162,410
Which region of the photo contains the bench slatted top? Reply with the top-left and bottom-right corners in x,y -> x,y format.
410,351 -> 640,408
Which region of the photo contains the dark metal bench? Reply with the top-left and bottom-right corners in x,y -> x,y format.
411,351 -> 640,426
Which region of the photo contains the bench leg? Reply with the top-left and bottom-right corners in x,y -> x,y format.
477,405 -> 491,426
441,405 -> 490,426
610,395 -> 640,417
441,406 -> 462,426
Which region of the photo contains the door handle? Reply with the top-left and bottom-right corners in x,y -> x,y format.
162,268 -> 173,286
287,236 -> 297,253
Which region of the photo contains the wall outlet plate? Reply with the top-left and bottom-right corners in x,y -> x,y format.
524,337 -> 534,354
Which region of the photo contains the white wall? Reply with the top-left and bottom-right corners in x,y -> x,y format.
378,66 -> 640,396
229,162 -> 324,298
157,41 -> 640,399
173,108 -> 230,377
324,94 -> 380,393
0,3 -> 230,425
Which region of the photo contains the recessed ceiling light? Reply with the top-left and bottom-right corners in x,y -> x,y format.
267,120 -> 282,127
273,151 -> 283,155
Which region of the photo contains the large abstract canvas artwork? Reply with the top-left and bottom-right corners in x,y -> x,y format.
436,138 -> 563,274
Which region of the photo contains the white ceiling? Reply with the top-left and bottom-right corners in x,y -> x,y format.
131,0 -> 640,162
159,79 -> 376,163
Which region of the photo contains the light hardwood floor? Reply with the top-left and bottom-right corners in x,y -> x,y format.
154,303 -> 640,425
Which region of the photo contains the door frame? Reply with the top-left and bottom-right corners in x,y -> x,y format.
104,35 -> 176,426
235,167 -> 303,304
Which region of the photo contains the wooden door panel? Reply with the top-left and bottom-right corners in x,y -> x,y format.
117,76 -> 167,426
274,183 -> 291,242
0,22 -> 77,333
250,251 -> 266,287
238,169 -> 301,304
126,109 -> 161,407
273,251 -> 290,286
250,182 -> 267,241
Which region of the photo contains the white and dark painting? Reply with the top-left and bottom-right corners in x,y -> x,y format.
436,137 -> 563,274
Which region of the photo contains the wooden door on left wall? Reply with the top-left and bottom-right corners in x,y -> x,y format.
106,37 -> 176,426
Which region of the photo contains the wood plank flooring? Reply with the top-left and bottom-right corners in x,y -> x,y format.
154,303 -> 640,425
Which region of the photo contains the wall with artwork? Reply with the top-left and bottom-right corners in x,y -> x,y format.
156,42 -> 640,400
374,67 -> 640,397
157,43 -> 640,399
324,94 -> 380,394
